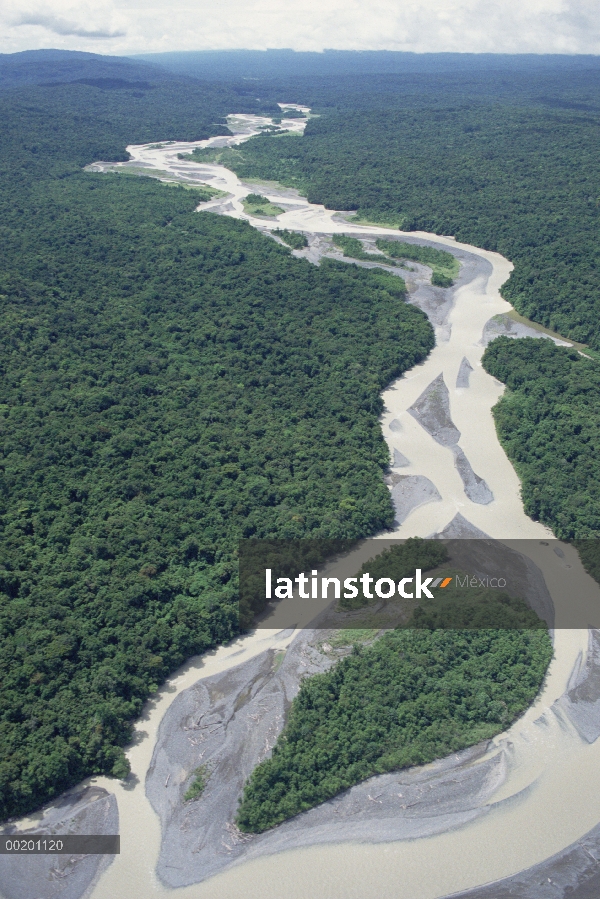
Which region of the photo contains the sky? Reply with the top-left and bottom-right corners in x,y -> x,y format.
1,0 -> 600,57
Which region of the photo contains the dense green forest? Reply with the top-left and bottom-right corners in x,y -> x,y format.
237,594 -> 552,832
0,81 -> 274,181
482,338 -> 600,538
0,68 -> 434,820
576,541 -> 600,587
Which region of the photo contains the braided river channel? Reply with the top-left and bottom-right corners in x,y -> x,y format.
4,107 -> 600,899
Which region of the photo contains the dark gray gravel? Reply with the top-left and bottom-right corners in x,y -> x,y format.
452,447 -> 494,505
409,373 -> 462,446
456,356 -> 474,388
392,448 -> 411,467
390,474 -> 442,523
0,787 -> 118,899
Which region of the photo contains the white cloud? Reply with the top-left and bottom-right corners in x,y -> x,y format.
14,12 -> 125,38
1,0 -> 599,55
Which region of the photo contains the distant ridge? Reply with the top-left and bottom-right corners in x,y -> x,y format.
0,49 -> 172,90
132,49 -> 600,82
3,48 -> 598,92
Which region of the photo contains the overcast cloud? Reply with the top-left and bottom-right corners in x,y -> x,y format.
14,12 -> 125,38
2,0 -> 599,55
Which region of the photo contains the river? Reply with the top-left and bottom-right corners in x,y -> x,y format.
10,107 -> 600,899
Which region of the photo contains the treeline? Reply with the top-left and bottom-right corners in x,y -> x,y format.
236,597 -> 552,832
482,337 -> 600,538
0,72 -> 433,820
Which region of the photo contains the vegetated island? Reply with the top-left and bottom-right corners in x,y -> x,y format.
90,164 -> 224,201
331,235 -> 458,287
242,192 -> 285,217
279,108 -> 308,119
273,228 -> 308,249
332,234 -> 389,263
236,541 -> 552,833
376,239 -> 459,286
